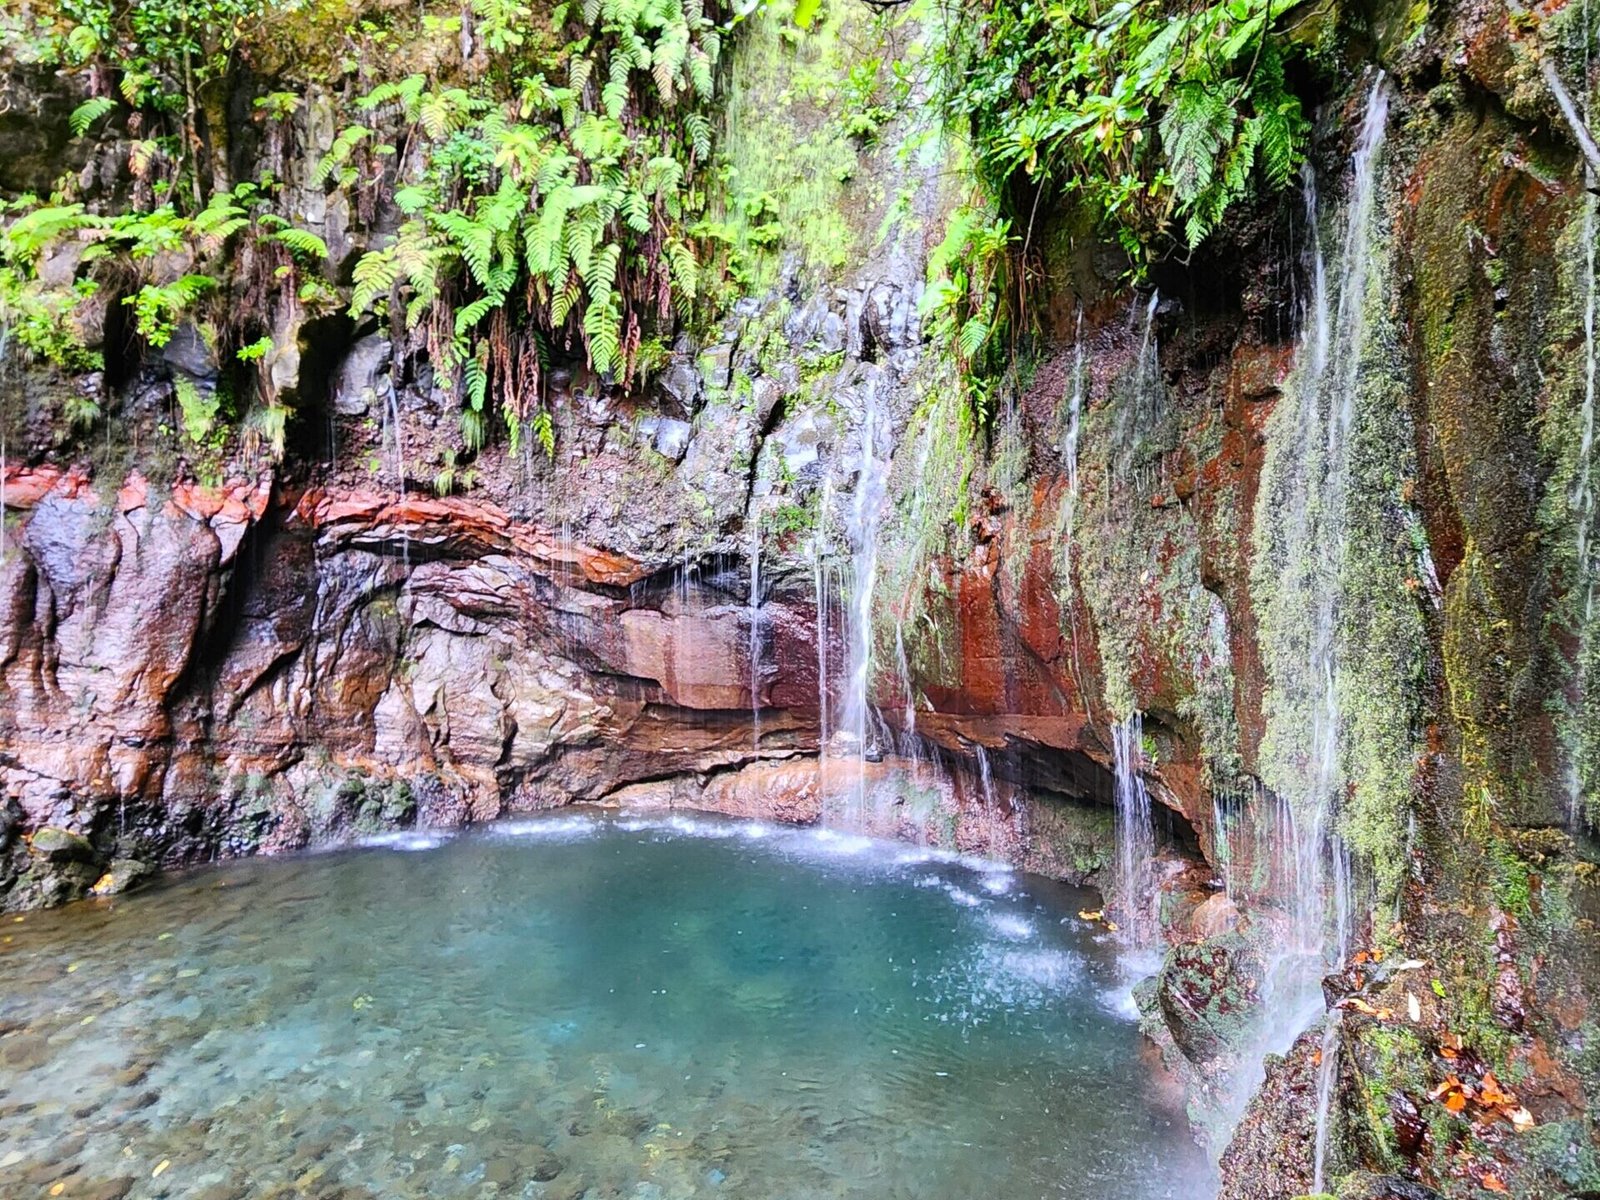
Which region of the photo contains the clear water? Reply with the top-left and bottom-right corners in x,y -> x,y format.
0,812 -> 1210,1200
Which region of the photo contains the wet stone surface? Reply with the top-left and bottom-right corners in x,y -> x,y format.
0,812 -> 1211,1199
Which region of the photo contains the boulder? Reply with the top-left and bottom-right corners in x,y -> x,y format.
27,827 -> 96,863
1156,933 -> 1265,1065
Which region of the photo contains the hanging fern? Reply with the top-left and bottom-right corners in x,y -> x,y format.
335,0 -> 746,457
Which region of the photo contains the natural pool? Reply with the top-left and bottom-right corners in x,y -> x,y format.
0,812 -> 1211,1200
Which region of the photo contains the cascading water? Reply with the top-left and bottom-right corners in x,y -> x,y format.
748,519 -> 763,750
1571,0 -> 1599,827
1111,713 -> 1157,942
0,326 -> 7,568
839,376 -> 894,819
1311,1012 -> 1344,1192
0,326 -> 8,555
1297,73 -> 1388,971
382,385 -> 410,568
1061,307 -> 1086,543
1115,293 -> 1163,488
1243,71 -> 1392,1162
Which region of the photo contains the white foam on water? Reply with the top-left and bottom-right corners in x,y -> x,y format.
978,873 -> 1014,896
984,912 -> 1036,941
483,815 -> 603,841
943,886 -> 983,908
354,832 -> 451,852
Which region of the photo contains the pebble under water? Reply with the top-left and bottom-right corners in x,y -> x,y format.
0,811 -> 1212,1199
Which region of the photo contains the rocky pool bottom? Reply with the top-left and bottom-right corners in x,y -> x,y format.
0,811 -> 1213,1200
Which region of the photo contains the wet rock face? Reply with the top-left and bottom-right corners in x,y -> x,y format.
1216,1026 -> 1324,1200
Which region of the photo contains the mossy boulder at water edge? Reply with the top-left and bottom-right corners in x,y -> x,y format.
27,825 -> 96,862
1156,933 -> 1267,1066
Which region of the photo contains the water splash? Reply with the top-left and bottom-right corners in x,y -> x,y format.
1111,714 -> 1157,942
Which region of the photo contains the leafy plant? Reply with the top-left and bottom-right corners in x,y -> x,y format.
341,0 -> 755,461
924,0 -> 1315,415
175,376 -> 221,445
938,0 -> 1309,264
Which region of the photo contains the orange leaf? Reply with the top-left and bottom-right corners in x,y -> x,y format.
1445,1091 -> 1468,1113
1483,1173 -> 1508,1192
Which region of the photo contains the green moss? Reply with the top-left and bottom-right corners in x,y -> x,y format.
1252,153 -> 1422,904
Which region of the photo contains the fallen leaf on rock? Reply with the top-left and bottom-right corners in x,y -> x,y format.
1338,996 -> 1394,1020
1479,1071 -> 1514,1107
1482,1173 -> 1508,1192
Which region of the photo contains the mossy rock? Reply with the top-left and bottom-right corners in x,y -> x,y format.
1156,932 -> 1266,1065
90,857 -> 153,897
27,826 -> 96,863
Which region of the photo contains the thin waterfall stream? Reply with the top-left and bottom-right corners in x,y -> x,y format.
748,518 -> 762,750
1111,713 -> 1157,945
1241,70 -> 1393,1160
838,376 -> 894,820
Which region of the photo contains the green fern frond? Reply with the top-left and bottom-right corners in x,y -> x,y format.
270,228 -> 331,259
69,96 -> 115,137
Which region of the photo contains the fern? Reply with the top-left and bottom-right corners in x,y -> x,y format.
1159,82 -> 1236,208
69,96 -> 115,136
684,111 -> 711,160
350,247 -> 399,315
664,238 -> 697,299
533,409 -> 555,458
269,228 -> 329,259
313,125 -> 371,187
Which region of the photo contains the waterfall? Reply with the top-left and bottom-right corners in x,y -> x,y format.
382,385 -> 410,568
1311,1013 -> 1344,1192
840,377 -> 894,816
749,519 -> 763,750
894,619 -> 916,738
1242,72 -> 1391,1170
1112,713 -> 1157,940
1116,292 -> 1163,487
0,326 -> 8,568
1572,0 -> 1599,826
1263,74 -> 1389,978
813,519 -> 831,782
1063,307 -> 1085,521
